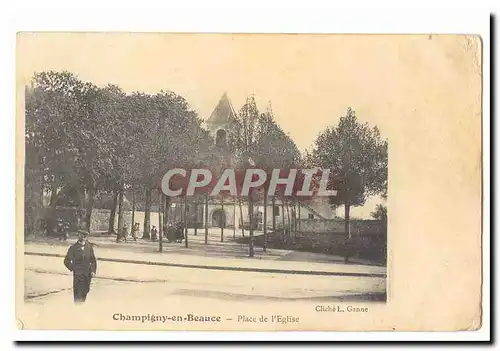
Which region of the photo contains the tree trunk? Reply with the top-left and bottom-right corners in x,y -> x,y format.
281,199 -> 286,243
204,194 -> 208,244
116,190 -> 124,242
249,194 -> 254,257
78,188 -> 86,230
263,194 -> 267,252
161,196 -> 170,252
25,174 -> 41,236
130,191 -> 136,237
33,175 -> 44,234
143,188 -> 152,239
233,197 -> 236,239
286,201 -> 291,242
39,177 -> 44,207
220,197 -> 224,242
238,198 -> 245,237
194,199 -> 198,236
108,190 -> 118,235
47,181 -> 58,235
158,192 -> 163,251
84,187 -> 95,233
344,199 -> 351,263
293,203 -> 297,237
272,196 -> 276,233
49,182 -> 57,206
184,196 -> 188,248
345,201 -> 351,238
163,195 -> 169,233
298,201 -> 301,232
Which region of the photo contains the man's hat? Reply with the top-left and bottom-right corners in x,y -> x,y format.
77,229 -> 90,236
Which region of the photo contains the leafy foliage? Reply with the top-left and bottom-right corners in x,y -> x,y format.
309,107 -> 388,207
25,71 -> 387,243
308,108 -> 388,235
24,71 -> 209,236
371,204 -> 387,221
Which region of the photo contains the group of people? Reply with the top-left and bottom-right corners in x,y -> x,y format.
117,222 -> 186,243
56,219 -> 70,241
116,222 -> 141,242
116,223 -> 163,242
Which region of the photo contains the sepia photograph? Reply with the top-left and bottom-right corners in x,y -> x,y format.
15,31 -> 482,333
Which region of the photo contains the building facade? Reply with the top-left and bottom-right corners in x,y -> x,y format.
166,93 -> 336,230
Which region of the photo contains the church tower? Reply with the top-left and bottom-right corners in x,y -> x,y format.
205,92 -> 237,149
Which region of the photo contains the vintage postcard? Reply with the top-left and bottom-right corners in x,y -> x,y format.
15,33 -> 482,333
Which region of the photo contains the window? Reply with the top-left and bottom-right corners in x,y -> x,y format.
216,129 -> 227,147
273,206 -> 280,216
308,214 -> 314,220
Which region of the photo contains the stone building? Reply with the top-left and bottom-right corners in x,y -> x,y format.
168,93 -> 336,230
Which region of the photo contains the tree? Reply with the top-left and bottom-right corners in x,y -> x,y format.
25,71 -> 128,235
137,91 -> 211,242
371,204 -> 387,221
228,98 -> 301,251
309,108 -> 388,237
232,95 -> 261,257
26,71 -> 91,234
24,70 -> 213,241
254,104 -> 301,243
77,84 -> 129,233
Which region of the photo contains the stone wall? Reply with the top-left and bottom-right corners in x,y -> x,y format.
289,219 -> 387,262
90,209 -> 114,232
298,219 -> 385,235
90,209 -> 155,233
84,201 -> 333,231
292,231 -> 386,247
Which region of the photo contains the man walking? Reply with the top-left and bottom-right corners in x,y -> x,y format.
64,230 -> 97,304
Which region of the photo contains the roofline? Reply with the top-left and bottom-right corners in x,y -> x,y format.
225,94 -> 238,119
206,92 -> 238,124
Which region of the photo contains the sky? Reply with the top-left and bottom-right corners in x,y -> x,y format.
17,33 -> 398,151
18,33 -> 477,218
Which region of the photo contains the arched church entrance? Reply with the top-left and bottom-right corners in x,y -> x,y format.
212,209 -> 226,227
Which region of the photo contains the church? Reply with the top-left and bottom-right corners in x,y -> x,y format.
168,93 -> 337,231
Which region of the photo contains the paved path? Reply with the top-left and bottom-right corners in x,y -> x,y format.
21,257 -> 386,330
24,255 -> 387,302
25,229 -> 386,277
21,230 -> 387,330
28,228 -> 380,265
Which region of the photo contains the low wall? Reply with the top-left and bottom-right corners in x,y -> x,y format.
279,219 -> 387,262
298,219 -> 385,235
265,227 -> 386,263
41,207 -> 82,232
91,209 -> 158,233
90,209 -> 114,232
290,231 -> 386,248
46,207 -> 149,233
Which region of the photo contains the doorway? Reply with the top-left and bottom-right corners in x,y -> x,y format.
212,209 -> 226,227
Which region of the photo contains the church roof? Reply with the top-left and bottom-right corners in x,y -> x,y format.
206,93 -> 237,125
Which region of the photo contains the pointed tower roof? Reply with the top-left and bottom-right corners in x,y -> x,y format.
206,92 -> 237,125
